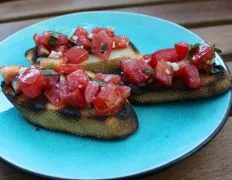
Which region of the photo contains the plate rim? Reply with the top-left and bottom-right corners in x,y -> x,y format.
0,11 -> 231,180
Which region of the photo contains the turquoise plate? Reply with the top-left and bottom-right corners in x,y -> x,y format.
0,11 -> 231,180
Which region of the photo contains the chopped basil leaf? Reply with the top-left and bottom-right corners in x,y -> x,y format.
42,69 -> 57,76
100,43 -> 108,53
40,53 -> 49,57
144,68 -> 154,75
48,36 -> 58,45
186,43 -> 201,59
43,63 -> 55,69
68,38 -> 80,46
212,44 -> 222,54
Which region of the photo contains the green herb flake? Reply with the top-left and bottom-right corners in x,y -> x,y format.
210,63 -> 225,74
42,69 -> 57,76
100,43 -> 108,53
144,68 -> 154,75
186,43 -> 201,59
212,44 -> 222,54
48,35 -> 58,46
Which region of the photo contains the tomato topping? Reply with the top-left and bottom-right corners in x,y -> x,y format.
84,81 -> 100,104
64,46 -> 88,64
52,45 -> 69,54
155,60 -> 173,86
67,88 -> 86,109
112,36 -> 129,49
33,33 -> 40,46
121,58 -> 153,86
92,27 -> 114,37
56,34 -> 69,45
171,60 -> 189,77
43,75 -> 59,89
93,84 -> 125,116
39,32 -> 52,46
96,73 -> 122,85
58,64 -> 84,75
73,27 -> 89,37
40,58 -> 65,71
37,44 -> 50,56
150,48 -> 179,68
175,41 -> 189,60
116,86 -> 131,99
0,66 -> 21,84
142,54 -> 152,64
190,43 -> 215,70
44,77 -> 69,106
183,64 -> 201,88
67,70 -> 89,91
91,31 -> 113,60
75,35 -> 91,50
18,68 -> 44,99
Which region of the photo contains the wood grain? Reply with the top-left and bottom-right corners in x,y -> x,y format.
119,0 -> 232,28
0,0 -> 200,23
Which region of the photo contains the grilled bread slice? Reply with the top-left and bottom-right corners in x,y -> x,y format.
129,72 -> 231,104
25,42 -> 141,73
1,82 -> 138,140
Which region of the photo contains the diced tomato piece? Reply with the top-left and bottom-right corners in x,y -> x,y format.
37,44 -> 50,56
183,64 -> 201,88
77,35 -> 91,49
142,54 -> 152,64
33,33 -> 40,46
40,31 -> 52,46
43,75 -> 59,89
150,48 -> 179,68
173,60 -> 190,77
0,66 -> 21,84
190,43 -> 215,70
116,86 -> 131,99
52,45 -> 70,54
84,81 -> 100,104
67,70 -> 89,91
56,34 -> 69,45
92,27 -> 114,37
73,27 -> 89,37
96,73 -> 122,85
155,60 -> 173,86
40,58 -> 65,71
64,46 -> 89,64
91,31 -> 113,60
112,36 -> 129,49
58,64 -> 84,75
121,58 -> 153,86
18,68 -> 44,99
93,84 -> 124,116
67,88 -> 86,109
175,41 -> 189,60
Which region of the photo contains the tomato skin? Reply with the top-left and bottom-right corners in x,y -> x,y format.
67,88 -> 86,109
183,64 -> 201,88
40,32 -> 52,46
96,73 -> 122,85
84,81 -> 100,104
173,60 -> 190,77
64,46 -> 89,64
116,86 -> 131,99
43,75 -> 59,89
93,84 -> 124,116
190,43 -> 215,70
92,27 -> 114,37
33,33 -> 40,46
91,31 -> 113,60
155,60 -> 173,86
67,70 -> 89,91
142,54 -> 152,64
76,35 -> 91,50
0,66 -> 21,84
121,58 -> 153,86
58,64 -> 84,75
18,68 -> 44,99
112,36 -> 129,49
150,48 -> 179,68
175,41 -> 189,60
73,27 -> 89,37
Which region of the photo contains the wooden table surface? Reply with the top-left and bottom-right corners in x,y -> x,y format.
0,0 -> 232,179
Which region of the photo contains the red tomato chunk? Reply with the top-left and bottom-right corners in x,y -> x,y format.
64,46 -> 89,64
96,73 -> 122,85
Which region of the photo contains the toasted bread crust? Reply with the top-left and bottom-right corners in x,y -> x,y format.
1,83 -> 138,140
129,73 -> 231,104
